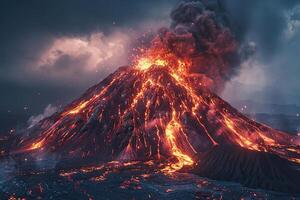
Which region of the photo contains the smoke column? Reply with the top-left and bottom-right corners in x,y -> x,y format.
145,0 -> 242,92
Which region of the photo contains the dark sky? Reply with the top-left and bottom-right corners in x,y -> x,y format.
1,0 -> 300,132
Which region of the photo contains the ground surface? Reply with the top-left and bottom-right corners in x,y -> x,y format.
1,161 -> 299,200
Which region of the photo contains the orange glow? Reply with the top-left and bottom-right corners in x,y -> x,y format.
163,111 -> 194,173
133,36 -> 191,77
136,57 -> 168,70
28,139 -> 45,151
68,101 -> 89,115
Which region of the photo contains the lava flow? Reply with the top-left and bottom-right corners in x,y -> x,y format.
12,0 -> 300,174
15,37 -> 300,172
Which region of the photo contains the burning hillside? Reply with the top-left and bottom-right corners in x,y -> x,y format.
3,0 -> 300,194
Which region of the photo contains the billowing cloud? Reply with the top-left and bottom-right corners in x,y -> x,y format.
29,32 -> 132,83
0,0 -> 174,133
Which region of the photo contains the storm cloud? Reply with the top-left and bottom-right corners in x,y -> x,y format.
0,0 -> 175,84
221,0 -> 300,105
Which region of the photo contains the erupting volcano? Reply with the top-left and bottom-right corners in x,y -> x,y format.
4,0 -> 300,195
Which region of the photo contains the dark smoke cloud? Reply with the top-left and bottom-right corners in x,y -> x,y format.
151,0 -> 300,105
152,0 -> 242,92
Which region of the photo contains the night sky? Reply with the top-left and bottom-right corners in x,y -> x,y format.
1,0 -> 300,133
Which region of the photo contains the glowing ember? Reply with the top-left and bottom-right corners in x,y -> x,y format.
28,139 -> 45,151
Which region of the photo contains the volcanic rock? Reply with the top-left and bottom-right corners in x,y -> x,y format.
192,145 -> 300,193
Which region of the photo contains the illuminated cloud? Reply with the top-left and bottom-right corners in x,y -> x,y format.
30,32 -> 132,82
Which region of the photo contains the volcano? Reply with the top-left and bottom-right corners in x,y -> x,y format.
12,57 -> 300,192
4,0 -> 300,195
15,63 -> 300,164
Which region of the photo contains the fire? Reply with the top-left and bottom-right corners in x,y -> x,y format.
136,57 -> 168,71
28,139 -> 45,151
133,36 -> 191,76
68,101 -> 89,115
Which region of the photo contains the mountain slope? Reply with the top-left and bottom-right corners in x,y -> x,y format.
192,145 -> 300,193
14,65 -> 299,168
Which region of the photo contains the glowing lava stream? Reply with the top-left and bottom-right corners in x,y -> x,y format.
162,111 -> 194,173
134,52 -> 201,172
134,53 -> 199,172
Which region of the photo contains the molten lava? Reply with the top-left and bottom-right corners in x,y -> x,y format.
14,37 -> 300,174
163,111 -> 194,172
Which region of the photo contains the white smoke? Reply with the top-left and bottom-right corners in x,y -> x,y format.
28,104 -> 58,128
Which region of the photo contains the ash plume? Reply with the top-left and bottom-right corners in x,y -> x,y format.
152,0 -> 243,92
28,104 -> 58,129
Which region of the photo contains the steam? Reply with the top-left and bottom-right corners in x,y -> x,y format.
28,104 -> 57,128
